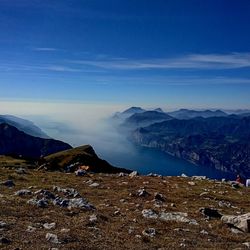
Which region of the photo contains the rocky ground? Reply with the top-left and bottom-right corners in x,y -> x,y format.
0,167 -> 250,249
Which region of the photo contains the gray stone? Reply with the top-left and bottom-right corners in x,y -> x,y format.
242,242 -> 250,248
16,168 -> 27,174
53,186 -> 80,198
27,198 -> 48,208
218,201 -> 231,208
200,229 -> 208,235
15,189 -> 32,196
142,209 -> 158,219
118,172 -> 127,177
89,214 -> 98,223
199,207 -> 222,219
137,188 -> 150,197
75,169 -> 86,176
221,213 -> 250,233
0,237 -> 11,244
154,193 -> 165,202
1,180 -> 15,188
188,181 -> 196,186
142,228 -> 156,237
46,233 -> 60,244
68,198 -> 95,210
26,226 -> 36,232
192,176 -> 207,180
0,221 -> 7,229
89,182 -> 100,188
43,222 -> 56,230
159,212 -> 190,223
181,173 -> 188,177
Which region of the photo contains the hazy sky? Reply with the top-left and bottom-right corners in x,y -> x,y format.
0,0 -> 250,109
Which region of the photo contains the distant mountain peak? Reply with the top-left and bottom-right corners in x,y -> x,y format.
122,107 -> 145,114
154,108 -> 164,113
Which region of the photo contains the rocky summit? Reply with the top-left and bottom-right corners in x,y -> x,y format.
0,165 -> 249,249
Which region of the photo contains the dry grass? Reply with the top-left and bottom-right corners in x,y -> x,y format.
0,165 -> 250,249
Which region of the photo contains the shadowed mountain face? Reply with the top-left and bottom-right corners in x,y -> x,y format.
131,116 -> 250,178
167,109 -> 228,119
0,123 -> 72,159
0,115 -> 49,139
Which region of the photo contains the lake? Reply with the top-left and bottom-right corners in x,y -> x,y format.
97,142 -> 236,180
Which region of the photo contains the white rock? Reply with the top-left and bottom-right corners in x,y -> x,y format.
129,171 -> 139,177
89,214 -> 98,223
43,222 -> 56,230
26,226 -> 36,232
46,233 -> 60,244
89,182 -> 100,187
221,213 -> 250,233
242,242 -> 250,248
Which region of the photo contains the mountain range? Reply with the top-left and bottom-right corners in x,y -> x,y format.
113,107 -> 250,178
0,116 -> 126,173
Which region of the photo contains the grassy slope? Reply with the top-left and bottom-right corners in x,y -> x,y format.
0,165 -> 250,249
43,145 -> 131,173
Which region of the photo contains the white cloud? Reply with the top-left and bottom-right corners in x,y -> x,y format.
33,47 -> 58,51
70,52 -> 250,70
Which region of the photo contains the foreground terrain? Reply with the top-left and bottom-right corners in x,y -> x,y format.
0,165 -> 250,249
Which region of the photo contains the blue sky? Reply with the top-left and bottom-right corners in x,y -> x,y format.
0,0 -> 250,109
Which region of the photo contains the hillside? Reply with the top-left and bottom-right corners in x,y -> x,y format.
43,145 -> 131,174
0,115 -> 50,139
0,166 -> 249,249
0,123 -> 72,158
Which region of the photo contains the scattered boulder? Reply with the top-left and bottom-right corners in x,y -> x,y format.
26,226 -> 36,232
15,189 -> 32,196
154,192 -> 165,202
89,214 -> 98,223
142,209 -> 158,219
181,173 -> 188,178
192,176 -> 207,180
129,171 -> 139,178
43,222 -> 56,230
159,212 -> 197,225
75,169 -> 86,176
137,188 -> 150,197
242,242 -> 250,248
27,198 -> 49,208
218,201 -> 231,208
118,172 -> 127,177
16,168 -> 27,174
89,182 -> 100,188
142,228 -> 156,237
53,186 -> 80,198
188,181 -> 196,186
221,213 -> 250,233
46,233 -> 60,244
34,190 -> 56,200
0,221 -> 7,229
199,207 -> 222,219
68,198 -> 95,210
1,180 -> 15,188
0,237 -> 11,244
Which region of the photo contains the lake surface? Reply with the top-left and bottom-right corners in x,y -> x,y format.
98,144 -> 235,180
